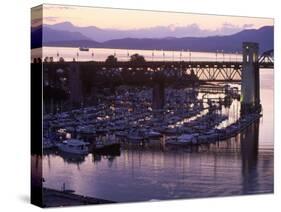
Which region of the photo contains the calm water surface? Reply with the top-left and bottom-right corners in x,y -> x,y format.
32,47 -> 243,62
41,70 -> 273,203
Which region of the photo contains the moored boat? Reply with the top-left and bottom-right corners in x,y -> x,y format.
93,135 -> 120,153
79,47 -> 89,51
43,137 -> 55,149
57,139 -> 89,155
166,133 -> 198,146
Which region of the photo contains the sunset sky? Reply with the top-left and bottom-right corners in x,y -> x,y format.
31,4 -> 273,39
41,4 -> 272,28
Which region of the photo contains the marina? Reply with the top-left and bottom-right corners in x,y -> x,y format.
42,84 -> 241,152
38,68 -> 273,203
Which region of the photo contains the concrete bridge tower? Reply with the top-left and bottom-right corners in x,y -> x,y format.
241,42 -> 261,116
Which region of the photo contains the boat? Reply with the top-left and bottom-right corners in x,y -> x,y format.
178,134 -> 198,145
126,130 -> 144,142
93,135 -> 120,153
197,130 -> 219,144
165,136 -> 177,144
166,134 -> 198,146
43,137 -> 55,149
57,139 -> 89,155
79,47 -> 89,51
145,129 -> 162,139
163,127 -> 179,135
115,131 -> 127,138
77,125 -> 96,135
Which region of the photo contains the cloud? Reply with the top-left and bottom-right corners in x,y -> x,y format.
243,24 -> 254,28
44,16 -> 59,22
43,5 -> 75,10
31,18 -> 42,27
213,22 -> 243,35
138,23 -> 244,38
32,16 -> 59,27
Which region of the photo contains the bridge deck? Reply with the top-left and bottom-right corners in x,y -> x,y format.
44,61 -> 273,69
41,60 -> 273,83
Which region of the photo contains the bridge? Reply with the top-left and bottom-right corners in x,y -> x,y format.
38,42 -> 273,115
41,51 -> 273,83
84,60 -> 272,82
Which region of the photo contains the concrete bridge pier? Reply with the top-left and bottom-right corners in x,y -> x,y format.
241,42 -> 261,116
241,119 -> 259,192
68,63 -> 83,109
152,82 -> 165,111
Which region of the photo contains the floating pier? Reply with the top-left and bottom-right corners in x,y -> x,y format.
42,187 -> 115,207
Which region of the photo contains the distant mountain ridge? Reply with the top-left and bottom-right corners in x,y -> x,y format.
31,25 -> 273,53
45,21 -> 254,42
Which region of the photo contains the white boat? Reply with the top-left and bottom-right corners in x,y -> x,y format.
57,139 -> 89,155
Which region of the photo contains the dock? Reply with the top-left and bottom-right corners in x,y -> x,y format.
42,187 -> 115,207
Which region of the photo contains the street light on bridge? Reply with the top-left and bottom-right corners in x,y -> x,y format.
180,49 -> 183,61
76,52 -> 79,61
216,50 -> 218,62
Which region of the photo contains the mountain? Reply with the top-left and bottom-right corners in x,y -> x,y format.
44,40 -> 101,48
43,27 -> 91,43
31,26 -> 92,48
31,26 -> 42,49
45,21 -> 252,42
45,22 -> 129,42
101,26 -> 273,53
32,25 -> 273,53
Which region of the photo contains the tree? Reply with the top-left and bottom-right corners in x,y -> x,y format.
130,53 -> 145,64
59,57 -> 65,62
105,55 -> 117,64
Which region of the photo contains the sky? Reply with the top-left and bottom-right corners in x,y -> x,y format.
32,4 -> 273,37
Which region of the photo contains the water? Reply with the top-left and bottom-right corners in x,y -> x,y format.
40,65 -> 273,203
32,47 -> 242,62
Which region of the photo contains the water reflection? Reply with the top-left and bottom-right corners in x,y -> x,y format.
42,118 -> 273,202
241,120 -> 259,194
